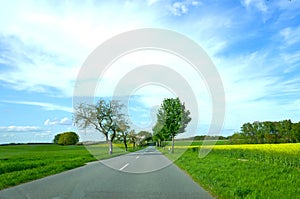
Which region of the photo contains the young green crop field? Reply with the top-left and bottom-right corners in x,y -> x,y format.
161,142 -> 300,199
0,143 -> 138,190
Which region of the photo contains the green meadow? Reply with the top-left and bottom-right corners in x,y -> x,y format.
0,143 -> 135,190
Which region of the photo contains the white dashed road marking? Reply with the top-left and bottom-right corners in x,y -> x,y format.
119,163 -> 129,171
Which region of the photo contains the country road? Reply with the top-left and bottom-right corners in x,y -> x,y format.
0,146 -> 213,199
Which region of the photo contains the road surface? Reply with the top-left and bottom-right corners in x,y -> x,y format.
0,146 -> 213,199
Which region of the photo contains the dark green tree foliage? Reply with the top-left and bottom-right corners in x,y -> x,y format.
230,119 -> 300,144
53,133 -> 61,144
152,109 -> 169,147
137,131 -> 152,146
155,97 -> 191,152
193,135 -> 227,140
56,132 -> 79,145
291,122 -> 300,142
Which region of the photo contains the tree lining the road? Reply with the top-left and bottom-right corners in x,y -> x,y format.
74,97 -> 192,154
74,99 -> 125,154
153,97 -> 191,153
116,119 -> 130,151
74,99 -> 152,154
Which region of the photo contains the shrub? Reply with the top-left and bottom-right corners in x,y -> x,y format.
56,132 -> 79,145
53,134 -> 61,144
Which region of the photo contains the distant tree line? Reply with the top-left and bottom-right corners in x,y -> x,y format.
229,120 -> 300,144
193,135 -> 228,140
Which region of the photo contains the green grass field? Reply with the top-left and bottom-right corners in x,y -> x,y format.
161,142 -> 300,199
0,143 -> 138,190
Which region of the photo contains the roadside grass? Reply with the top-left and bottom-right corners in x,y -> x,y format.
0,143 -> 141,190
160,143 -> 300,199
85,142 -> 144,160
165,140 -> 229,146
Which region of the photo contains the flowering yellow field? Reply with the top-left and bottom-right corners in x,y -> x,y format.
212,143 -> 300,154
171,143 -> 300,168
173,143 -> 300,154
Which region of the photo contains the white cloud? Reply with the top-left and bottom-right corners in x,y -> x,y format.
147,0 -> 161,6
2,100 -> 73,113
214,48 -> 300,132
0,1 -> 299,139
171,2 -> 188,16
0,126 -> 41,132
44,117 -> 72,126
34,132 -> 51,138
280,26 -> 300,46
168,1 -> 200,16
242,0 -> 268,12
0,1 -> 161,97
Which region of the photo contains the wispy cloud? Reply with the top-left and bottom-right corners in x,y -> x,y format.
280,26 -> 300,47
34,132 -> 51,138
0,126 -> 41,132
0,1 -> 160,97
0,1 -> 299,139
2,100 -> 73,113
242,0 -> 268,12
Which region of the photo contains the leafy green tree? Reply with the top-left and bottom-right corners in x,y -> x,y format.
152,132 -> 162,147
74,99 -> 125,154
229,132 -> 247,144
53,133 -> 61,144
239,120 -> 299,144
156,98 -> 191,153
116,119 -> 130,151
137,131 -> 152,146
152,108 -> 169,147
57,132 -> 79,145
278,120 -> 292,142
128,130 -> 137,149
291,122 -> 300,142
241,122 -> 253,143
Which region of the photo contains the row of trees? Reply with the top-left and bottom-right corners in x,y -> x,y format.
152,97 -> 191,153
73,97 -> 191,154
115,130 -> 152,151
230,120 -> 300,144
74,99 -> 153,154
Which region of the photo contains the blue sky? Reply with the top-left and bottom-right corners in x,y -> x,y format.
0,0 -> 300,144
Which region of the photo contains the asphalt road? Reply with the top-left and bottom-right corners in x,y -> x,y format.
0,146 -> 213,199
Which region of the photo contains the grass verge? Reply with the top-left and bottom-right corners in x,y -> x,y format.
160,144 -> 300,199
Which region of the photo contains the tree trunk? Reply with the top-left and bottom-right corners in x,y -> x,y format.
105,136 -> 113,155
108,140 -> 113,155
172,135 -> 175,153
123,139 -> 128,151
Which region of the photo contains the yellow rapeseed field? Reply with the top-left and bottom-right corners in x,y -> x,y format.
212,143 -> 300,154
171,142 -> 300,168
